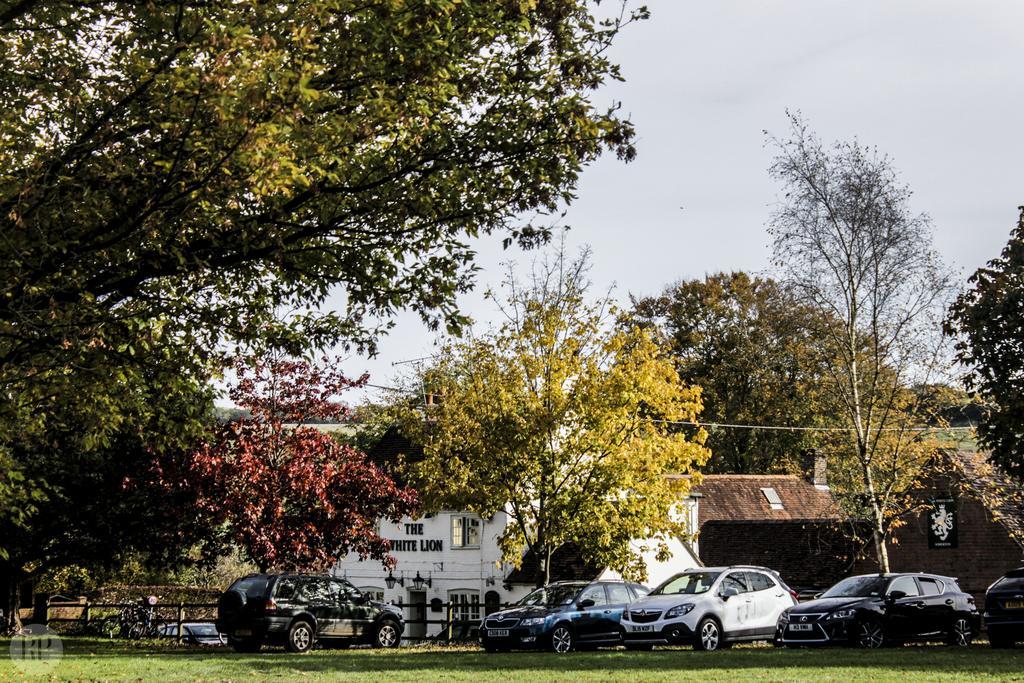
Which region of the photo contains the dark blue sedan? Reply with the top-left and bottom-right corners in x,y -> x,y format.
479,580 -> 647,653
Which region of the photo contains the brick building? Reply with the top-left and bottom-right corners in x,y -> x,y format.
851,449 -> 1024,602
689,461 -> 858,593
691,450 -> 1024,600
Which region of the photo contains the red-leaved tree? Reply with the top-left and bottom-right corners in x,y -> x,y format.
154,356 -> 418,572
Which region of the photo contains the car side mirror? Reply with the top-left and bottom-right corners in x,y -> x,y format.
577,598 -> 595,609
886,590 -> 906,603
720,587 -> 739,601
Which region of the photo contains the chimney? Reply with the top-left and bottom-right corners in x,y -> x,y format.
802,449 -> 829,491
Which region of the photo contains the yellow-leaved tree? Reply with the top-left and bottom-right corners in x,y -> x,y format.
397,247 -> 710,585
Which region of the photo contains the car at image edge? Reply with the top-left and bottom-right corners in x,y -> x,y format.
216,573 -> 404,653
620,566 -> 798,651
984,567 -> 1024,648
777,572 -> 980,648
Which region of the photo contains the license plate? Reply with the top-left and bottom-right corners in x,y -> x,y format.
490,629 -> 509,637
630,625 -> 654,632
1005,600 -> 1024,610
234,629 -> 252,637
789,624 -> 813,632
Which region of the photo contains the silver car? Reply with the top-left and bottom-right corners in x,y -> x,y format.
620,566 -> 797,651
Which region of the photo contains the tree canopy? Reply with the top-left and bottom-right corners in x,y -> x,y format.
0,0 -> 643,537
395,248 -> 710,585
0,375 -> 217,630
947,207 -> 1024,479
149,356 -> 419,573
0,0 -> 642,458
631,272 -> 830,474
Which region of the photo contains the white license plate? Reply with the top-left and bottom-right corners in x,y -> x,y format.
490,629 -> 509,637
630,625 -> 654,632
789,624 -> 813,632
234,629 -> 252,637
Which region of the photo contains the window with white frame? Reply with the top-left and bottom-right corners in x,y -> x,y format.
359,586 -> 385,601
448,589 -> 481,623
451,514 -> 481,548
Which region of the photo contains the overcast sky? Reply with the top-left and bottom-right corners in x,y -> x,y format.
330,0 -> 1024,402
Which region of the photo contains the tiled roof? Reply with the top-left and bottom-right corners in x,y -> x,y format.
504,542 -> 604,585
693,474 -> 840,527
948,449 -> 1024,550
698,519 -> 863,591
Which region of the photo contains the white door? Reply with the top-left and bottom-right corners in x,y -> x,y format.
746,571 -> 788,634
717,573 -> 752,634
407,590 -> 427,640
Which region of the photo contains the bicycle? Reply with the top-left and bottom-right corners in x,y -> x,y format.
115,596 -> 165,640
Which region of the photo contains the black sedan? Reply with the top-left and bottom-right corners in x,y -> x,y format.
984,567 -> 1024,648
777,573 -> 979,648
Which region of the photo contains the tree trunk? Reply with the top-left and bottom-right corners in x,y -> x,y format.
872,527 -> 890,573
2,565 -> 23,632
861,454 -> 891,572
534,546 -> 549,588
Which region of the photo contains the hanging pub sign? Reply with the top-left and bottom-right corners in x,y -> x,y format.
928,497 -> 958,549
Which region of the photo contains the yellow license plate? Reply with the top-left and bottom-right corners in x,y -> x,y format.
1005,600 -> 1024,610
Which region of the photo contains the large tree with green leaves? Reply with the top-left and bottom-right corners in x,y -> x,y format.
946,207 -> 1024,478
0,0 -> 643,529
396,247 -> 710,585
631,272 -> 830,474
0,375 -> 219,630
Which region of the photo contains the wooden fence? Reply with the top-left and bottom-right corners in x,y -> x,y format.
42,597 -> 500,645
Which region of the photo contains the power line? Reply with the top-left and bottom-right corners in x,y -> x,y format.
652,419 -> 976,433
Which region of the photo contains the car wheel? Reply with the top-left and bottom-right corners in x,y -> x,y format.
695,617 -> 722,652
948,617 -> 973,647
550,624 -> 574,654
855,619 -> 886,649
229,637 -> 262,653
286,620 -> 315,654
372,620 -> 401,649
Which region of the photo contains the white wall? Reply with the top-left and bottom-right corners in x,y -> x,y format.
333,510 -> 531,639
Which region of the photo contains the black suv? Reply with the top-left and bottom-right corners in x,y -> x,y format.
777,573 -> 979,648
479,580 -> 647,653
216,574 -> 403,653
984,567 -> 1024,648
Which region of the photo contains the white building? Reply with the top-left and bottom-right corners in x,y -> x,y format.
333,505 -> 702,640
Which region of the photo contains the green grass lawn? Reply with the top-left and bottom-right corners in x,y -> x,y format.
1,638 -> 1023,682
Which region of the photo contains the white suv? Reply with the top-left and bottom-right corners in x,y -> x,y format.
620,566 -> 797,651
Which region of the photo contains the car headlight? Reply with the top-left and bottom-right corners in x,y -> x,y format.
520,617 -> 546,627
778,610 -> 791,624
665,603 -> 695,619
828,609 -> 856,620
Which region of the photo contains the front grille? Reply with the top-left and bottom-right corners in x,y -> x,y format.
782,613 -> 829,642
485,617 -> 520,629
629,610 -> 662,624
783,626 -> 827,641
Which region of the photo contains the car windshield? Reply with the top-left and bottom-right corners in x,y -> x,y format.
186,624 -> 219,636
231,576 -> 270,598
995,574 -> 1024,590
821,576 -> 888,598
516,585 -> 583,607
650,572 -> 721,596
